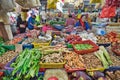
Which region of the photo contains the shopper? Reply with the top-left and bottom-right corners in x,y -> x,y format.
27,14 -> 36,30
65,14 -> 76,26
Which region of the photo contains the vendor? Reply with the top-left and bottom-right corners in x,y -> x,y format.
75,15 -> 91,32
27,14 -> 36,30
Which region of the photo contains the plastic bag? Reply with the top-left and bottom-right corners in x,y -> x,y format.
47,0 -> 58,9
90,0 -> 102,3
99,6 -> 116,18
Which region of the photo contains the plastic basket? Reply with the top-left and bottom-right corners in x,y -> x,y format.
73,40 -> 99,54
86,68 -> 105,72
106,25 -> 120,33
97,43 -> 111,47
0,71 -> 3,77
65,65 -> 85,73
0,71 -> 4,80
32,40 -> 51,48
105,66 -> 120,72
111,46 -> 120,56
39,61 -> 66,68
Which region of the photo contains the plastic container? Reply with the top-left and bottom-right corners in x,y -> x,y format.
39,61 -> 66,68
97,43 -> 111,47
105,66 -> 120,72
22,44 -> 34,50
65,66 -> 85,73
73,40 -> 99,54
86,68 -> 105,72
0,71 -> 3,76
0,71 -> 4,79
111,46 -> 120,56
32,40 -> 51,48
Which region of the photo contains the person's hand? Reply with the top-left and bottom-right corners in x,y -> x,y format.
34,26 -> 37,29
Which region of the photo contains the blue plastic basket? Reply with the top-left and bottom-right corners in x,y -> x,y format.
105,66 -> 120,72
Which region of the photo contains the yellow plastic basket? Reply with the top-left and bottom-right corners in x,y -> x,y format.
86,67 -> 105,72
32,41 -> 51,48
39,61 -> 66,68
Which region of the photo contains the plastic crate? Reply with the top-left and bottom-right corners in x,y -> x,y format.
0,71 -> 4,80
97,43 -> 111,47
111,46 -> 120,56
32,41 -> 51,48
105,66 -> 120,72
65,65 -> 85,73
0,71 -> 3,77
73,40 -> 99,54
39,61 -> 66,68
106,25 -> 120,33
86,68 -> 105,72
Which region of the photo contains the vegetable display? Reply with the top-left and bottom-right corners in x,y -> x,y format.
107,32 -> 120,45
78,32 -> 97,43
65,35 -> 82,44
64,52 -> 85,71
41,52 -> 64,63
0,37 -> 4,43
111,44 -> 120,56
0,51 -> 18,64
96,35 -> 110,44
44,69 -> 68,80
94,46 -> 112,68
105,70 -> 120,80
10,49 -> 42,79
75,44 -> 93,50
0,43 -> 15,56
71,71 -> 92,80
82,53 -> 103,69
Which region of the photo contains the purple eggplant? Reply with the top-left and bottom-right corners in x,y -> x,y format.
72,71 -> 92,80
97,77 -> 107,80
88,71 -> 105,79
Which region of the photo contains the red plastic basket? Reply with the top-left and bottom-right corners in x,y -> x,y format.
73,40 -> 99,54
0,72 -> 3,76
65,65 -> 86,73
111,46 -> 120,56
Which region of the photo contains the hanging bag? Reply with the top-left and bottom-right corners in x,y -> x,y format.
90,0 -> 102,3
99,6 -> 116,18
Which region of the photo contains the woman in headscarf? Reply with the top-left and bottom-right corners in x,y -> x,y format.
75,15 -> 91,32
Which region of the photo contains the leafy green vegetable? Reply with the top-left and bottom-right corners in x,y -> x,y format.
75,44 -> 93,50
11,49 -> 42,79
95,50 -> 109,68
99,46 -> 112,65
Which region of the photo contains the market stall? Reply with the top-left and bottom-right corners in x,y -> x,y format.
0,0 -> 120,80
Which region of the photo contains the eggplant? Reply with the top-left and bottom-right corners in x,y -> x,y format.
88,71 -> 105,79
97,77 -> 107,80
72,71 -> 92,80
